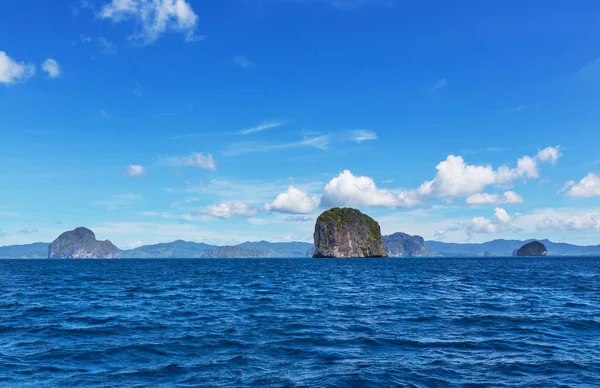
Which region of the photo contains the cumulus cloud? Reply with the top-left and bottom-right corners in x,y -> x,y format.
348,129 -> 378,143
265,186 -> 320,214
0,51 -> 36,84
441,207 -> 518,238
537,146 -> 562,165
197,201 -> 259,219
232,55 -> 255,69
321,170 -> 422,208
564,173 -> 600,198
126,165 -> 145,176
41,58 -> 62,78
99,0 -> 199,44
466,191 -> 524,205
166,153 -> 216,170
418,146 -> 561,199
536,212 -> 600,231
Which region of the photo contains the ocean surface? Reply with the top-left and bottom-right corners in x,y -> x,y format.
1,257 -> 599,387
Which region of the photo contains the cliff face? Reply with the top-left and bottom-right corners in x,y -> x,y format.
313,208 -> 387,258
382,232 -> 427,257
515,241 -> 548,257
48,227 -> 118,258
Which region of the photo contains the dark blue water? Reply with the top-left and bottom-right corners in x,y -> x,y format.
1,258 -> 599,387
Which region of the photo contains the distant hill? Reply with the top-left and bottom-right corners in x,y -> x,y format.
425,239 -> 600,257
0,243 -> 49,259
237,241 -> 313,258
120,240 -> 217,258
201,246 -> 271,259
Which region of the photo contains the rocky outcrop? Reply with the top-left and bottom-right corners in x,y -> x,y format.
48,227 -> 118,258
515,241 -> 548,257
200,246 -> 271,258
382,232 -> 427,257
312,208 -> 387,258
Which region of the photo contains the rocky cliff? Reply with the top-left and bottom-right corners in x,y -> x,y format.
313,208 -> 387,258
382,232 -> 427,257
48,227 -> 118,258
515,241 -> 548,257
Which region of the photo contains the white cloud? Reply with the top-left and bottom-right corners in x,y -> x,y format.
321,170 -> 422,208
198,201 -> 259,219
419,147 -> 561,199
41,58 -> 62,78
99,0 -> 199,44
126,165 -> 145,176
232,55 -> 255,69
418,155 -> 497,197
565,173 -> 600,198
166,153 -> 216,170
493,207 -> 511,224
238,120 -> 284,135
348,129 -> 378,143
537,146 -> 561,165
0,51 -> 36,84
535,212 -> 600,231
265,186 -> 320,214
466,191 -> 524,205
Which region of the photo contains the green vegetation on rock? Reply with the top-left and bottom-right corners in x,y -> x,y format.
313,207 -> 387,258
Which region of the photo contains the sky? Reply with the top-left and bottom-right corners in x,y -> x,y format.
1,0 -> 600,249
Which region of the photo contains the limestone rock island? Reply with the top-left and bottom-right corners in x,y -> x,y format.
515,241 -> 548,257
48,227 -> 119,258
312,207 -> 387,258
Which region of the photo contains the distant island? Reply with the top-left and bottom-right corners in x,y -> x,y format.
49,227 -> 119,259
2,215 -> 600,259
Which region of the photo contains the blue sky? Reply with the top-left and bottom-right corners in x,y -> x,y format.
1,0 -> 600,248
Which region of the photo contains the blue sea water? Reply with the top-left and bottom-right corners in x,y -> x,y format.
1,257 -> 599,387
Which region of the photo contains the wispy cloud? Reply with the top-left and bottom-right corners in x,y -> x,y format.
486,147 -> 507,152
100,109 -> 118,119
164,153 -> 217,170
18,228 -> 39,235
425,78 -> 446,93
232,55 -> 255,69
0,211 -> 19,217
239,120 -> 285,135
93,193 -> 142,210
578,57 -> 600,76
98,37 -> 117,55
225,135 -> 329,156
348,129 -> 377,143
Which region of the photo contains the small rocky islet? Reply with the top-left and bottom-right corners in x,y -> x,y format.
48,227 -> 119,259
312,207 -> 387,258
515,241 -> 548,257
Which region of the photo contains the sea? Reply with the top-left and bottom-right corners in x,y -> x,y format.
1,257 -> 599,387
